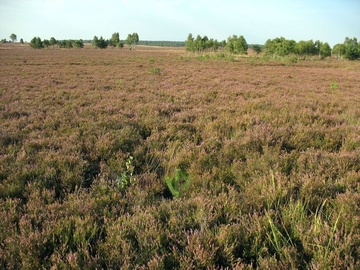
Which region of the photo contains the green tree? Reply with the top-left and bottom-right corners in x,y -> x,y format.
252,44 -> 262,55
92,36 -> 108,49
319,42 -> 331,59
226,35 -> 248,55
226,35 -> 237,54
185,33 -> 194,53
58,40 -> 67,48
65,40 -> 73,49
73,39 -> 84,48
126,33 -> 139,50
29,37 -> 43,49
10,33 -> 17,42
92,36 -> 99,48
295,40 -> 317,59
193,34 -> 205,53
295,40 -> 308,58
50,37 -> 57,49
1,39 -> 7,43
98,36 -> 108,49
20,38 -> 24,44
212,39 -> 219,52
43,39 -> 50,48
264,37 -> 296,58
343,37 -> 359,60
332,43 -> 345,60
110,32 -> 120,47
205,38 -> 218,52
237,35 -> 248,54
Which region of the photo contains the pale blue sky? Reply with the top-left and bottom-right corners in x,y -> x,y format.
1,0 -> 359,46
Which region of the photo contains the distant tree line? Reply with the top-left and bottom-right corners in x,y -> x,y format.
264,37 -> 332,59
138,40 -> 185,47
263,36 -> 359,60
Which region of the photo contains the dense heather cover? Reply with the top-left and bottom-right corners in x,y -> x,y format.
1,45 -> 360,269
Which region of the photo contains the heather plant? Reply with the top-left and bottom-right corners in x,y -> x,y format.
1,45 -> 360,269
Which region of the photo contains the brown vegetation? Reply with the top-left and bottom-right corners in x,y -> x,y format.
1,45 -> 360,268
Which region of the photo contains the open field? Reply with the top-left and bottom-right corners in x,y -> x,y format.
1,45 -> 360,269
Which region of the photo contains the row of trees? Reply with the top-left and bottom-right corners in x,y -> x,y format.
92,32 -> 124,49
264,37 -> 360,60
27,32 -> 139,50
185,33 -> 359,60
1,33 -> 24,44
11,30 -> 360,60
264,37 -> 332,59
30,37 -> 84,49
92,32 -> 139,49
185,33 -> 249,55
185,34 -> 220,53
138,40 -> 185,47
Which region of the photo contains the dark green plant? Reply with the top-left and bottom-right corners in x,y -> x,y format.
150,67 -> 162,74
29,37 -> 43,49
165,168 -> 191,198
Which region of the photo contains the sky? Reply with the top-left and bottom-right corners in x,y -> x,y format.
0,0 -> 359,47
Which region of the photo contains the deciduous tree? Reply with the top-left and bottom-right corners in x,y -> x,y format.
185,33 -> 194,53
343,37 -> 359,60
264,37 -> 296,58
333,37 -> 360,60
126,33 -> 139,50
226,35 -> 248,55
110,32 -> 120,47
319,42 -> 331,59
10,33 -> 17,42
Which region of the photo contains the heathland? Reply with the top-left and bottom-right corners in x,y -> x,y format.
1,44 -> 360,269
